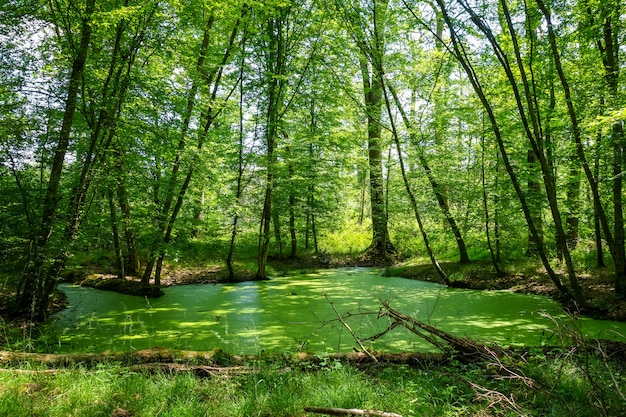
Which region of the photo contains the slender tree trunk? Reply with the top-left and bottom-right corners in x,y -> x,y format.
110,144 -> 141,276
444,0 -> 584,304
525,150 -> 543,256
594,133 -> 605,267
481,117 -> 503,275
389,82 -> 470,264
191,188 -> 205,239
257,11 -> 286,279
142,15 -> 215,285
383,79 -> 449,284
583,0 -> 624,289
144,10 -> 243,285
108,189 -> 125,280
289,191 -> 297,258
273,210 -> 284,259
227,52 -> 248,280
18,0 -> 95,317
432,0 -> 570,297
537,0 -> 621,301
117,189 -> 140,278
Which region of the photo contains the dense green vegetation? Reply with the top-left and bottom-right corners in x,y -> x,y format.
0,0 -> 625,414
1,0 -> 624,318
1,340 -> 625,417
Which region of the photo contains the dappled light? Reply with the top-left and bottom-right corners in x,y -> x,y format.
51,268 -> 626,354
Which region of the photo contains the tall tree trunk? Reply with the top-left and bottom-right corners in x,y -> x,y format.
227,52 -> 248,280
536,0 -> 621,302
353,0 -> 395,259
111,143 -> 141,276
444,0 -> 585,304
273,210 -> 284,259
257,11 -> 286,279
191,188 -> 205,239
117,186 -> 140,276
108,189 -> 125,280
142,15 -> 215,285
432,0 -> 570,297
360,52 -> 394,258
143,10 -> 243,285
525,150 -> 544,256
593,133 -> 605,267
383,79 -> 449,284
18,0 -> 95,317
288,187 -> 297,258
481,117 -> 503,276
388,82 -> 470,264
582,0 -> 624,290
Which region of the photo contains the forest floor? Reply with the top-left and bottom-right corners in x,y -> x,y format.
382,258 -> 626,322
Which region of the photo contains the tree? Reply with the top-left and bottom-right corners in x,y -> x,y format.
140,2 -> 246,286
16,0 -> 96,319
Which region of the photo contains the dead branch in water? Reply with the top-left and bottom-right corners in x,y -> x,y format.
325,293 -> 378,362
377,299 -> 504,359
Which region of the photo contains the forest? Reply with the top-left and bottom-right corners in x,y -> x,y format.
0,0 -> 625,415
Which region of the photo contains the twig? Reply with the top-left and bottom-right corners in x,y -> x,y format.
304,406 -> 402,417
324,293 -> 377,362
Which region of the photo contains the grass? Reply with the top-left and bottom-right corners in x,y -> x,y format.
0,348 -> 624,417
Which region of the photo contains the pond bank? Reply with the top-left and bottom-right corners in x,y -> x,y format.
74,254 -> 626,322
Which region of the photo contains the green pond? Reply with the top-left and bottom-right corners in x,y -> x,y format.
52,268 -> 626,354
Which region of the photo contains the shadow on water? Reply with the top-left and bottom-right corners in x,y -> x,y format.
50,267 -> 626,354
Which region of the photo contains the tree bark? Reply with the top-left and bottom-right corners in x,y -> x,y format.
108,189 -> 125,280
355,0 -> 395,259
360,52 -> 394,258
257,11 -> 286,279
19,0 -> 95,318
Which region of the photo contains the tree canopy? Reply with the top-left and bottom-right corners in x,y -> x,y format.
1,0 -> 624,317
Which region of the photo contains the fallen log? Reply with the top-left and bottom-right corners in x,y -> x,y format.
129,362 -> 256,377
0,348 -> 241,367
304,406 -> 402,417
378,300 -> 505,360
0,349 -> 446,368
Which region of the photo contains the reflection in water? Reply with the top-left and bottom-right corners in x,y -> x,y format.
52,268 -> 626,354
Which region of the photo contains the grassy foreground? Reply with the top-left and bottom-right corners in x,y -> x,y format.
1,348 -> 624,417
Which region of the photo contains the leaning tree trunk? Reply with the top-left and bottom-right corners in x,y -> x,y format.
394,82 -> 470,264
537,0 -> 623,300
18,0 -> 95,318
143,10 -> 244,285
432,0 -> 570,298
581,0 -> 625,292
226,55 -> 248,280
383,81 -> 449,285
447,0 -> 585,305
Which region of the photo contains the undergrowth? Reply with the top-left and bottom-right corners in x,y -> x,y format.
1,339 -> 625,417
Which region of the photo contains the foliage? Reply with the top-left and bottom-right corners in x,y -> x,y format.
0,351 -> 624,416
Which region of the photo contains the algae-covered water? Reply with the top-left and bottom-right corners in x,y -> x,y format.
51,268 -> 626,354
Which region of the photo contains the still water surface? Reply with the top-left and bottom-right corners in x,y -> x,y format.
52,268 -> 626,354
